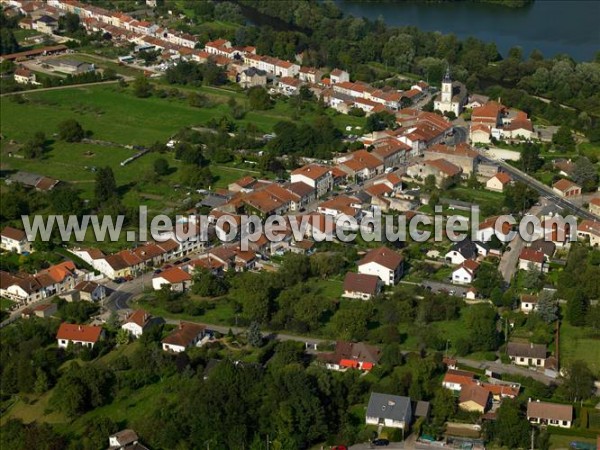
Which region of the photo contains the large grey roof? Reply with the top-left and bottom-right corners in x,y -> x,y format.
366,392 -> 411,422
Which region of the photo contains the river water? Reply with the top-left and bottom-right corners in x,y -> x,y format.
335,0 -> 599,61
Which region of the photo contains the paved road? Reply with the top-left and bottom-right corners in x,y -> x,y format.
479,153 -> 597,221
455,356 -> 558,385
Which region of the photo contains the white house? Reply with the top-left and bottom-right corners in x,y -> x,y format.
445,239 -> 479,265
108,429 -> 144,450
507,342 -> 547,368
73,280 -> 107,302
527,400 -> 573,429
365,392 -> 412,431
475,216 -> 513,243
452,259 -> 480,285
121,309 -> 152,338
290,164 -> 333,198
520,294 -> 538,314
358,246 -> 404,286
330,68 -> 350,84
152,267 -> 192,291
162,322 -> 206,353
56,323 -> 104,349
342,272 -> 381,300
1,226 -> 31,254
486,172 -> 512,192
442,369 -> 476,392
518,248 -> 547,273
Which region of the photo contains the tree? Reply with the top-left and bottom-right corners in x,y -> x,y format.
572,157 -> 598,191
519,143 -> 543,173
247,321 -> 263,347
464,304 -> 500,352
552,125 -> 575,151
504,181 -> 538,212
132,75 -> 152,98
0,28 -> 19,55
488,399 -> 530,448
472,264 -> 504,298
58,119 -> 85,142
59,12 -> 80,34
558,360 -> 595,402
94,166 -> 117,204
22,131 -> 47,158
565,288 -> 589,326
247,86 -> 272,110
116,328 -> 130,346
50,186 -> 84,214
191,268 -> 228,297
153,157 -> 169,176
535,290 -> 558,324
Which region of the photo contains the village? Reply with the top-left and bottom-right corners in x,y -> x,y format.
1,1 -> 600,449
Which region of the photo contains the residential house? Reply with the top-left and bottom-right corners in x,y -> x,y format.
520,294 -> 538,314
471,101 -> 503,127
577,219 -> 600,246
518,248 -> 547,273
277,76 -> 302,96
452,259 -> 480,285
507,342 -> 547,367
527,239 -> 556,259
552,179 -> 581,199
423,143 -> 479,176
339,150 -> 384,181
329,68 -> 349,84
527,400 -> 573,429
13,66 -> 37,84
371,138 -> 411,168
406,158 -> 462,188
46,58 -> 95,74
442,369 -> 476,392
342,272 -> 382,300
459,384 -> 492,413
33,303 -> 57,318
95,254 -> 132,280
290,164 -> 333,198
1,226 -> 31,253
317,195 -> 361,219
365,392 -> 412,431
475,215 -> 513,243
35,15 -> 58,33
469,123 -> 492,144
69,247 -> 105,267
465,93 -> 490,110
286,182 -> 316,209
503,112 -> 534,140
588,197 -> 600,217
298,66 -> 322,84
445,238 -> 479,265
152,267 -> 192,291
238,67 -> 267,89
554,159 -> 576,178
486,172 -> 512,192
318,341 -> 381,372
162,322 -> 206,353
108,429 -> 149,450
122,309 -> 153,338
56,323 -> 104,349
73,280 -> 106,302
357,246 -> 404,286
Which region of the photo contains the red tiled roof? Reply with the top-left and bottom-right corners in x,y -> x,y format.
425,159 -> 462,177
56,323 -> 102,343
553,179 -> 580,192
459,384 -> 491,408
519,248 -> 545,264
358,246 -> 404,270
527,401 -> 573,422
156,267 -> 191,283
343,272 -> 380,295
1,226 -> 26,241
162,322 -> 205,347
291,164 -> 331,180
125,309 -> 151,328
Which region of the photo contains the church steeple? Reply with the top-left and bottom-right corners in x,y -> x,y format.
443,65 -> 452,83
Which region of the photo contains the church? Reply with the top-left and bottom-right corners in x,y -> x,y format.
434,68 -> 467,117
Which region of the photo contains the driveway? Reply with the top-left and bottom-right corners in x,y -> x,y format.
420,280 -> 470,297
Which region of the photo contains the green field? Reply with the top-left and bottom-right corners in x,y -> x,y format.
560,314 -> 600,375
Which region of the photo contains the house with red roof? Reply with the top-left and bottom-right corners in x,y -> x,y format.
552,179 -> 581,198
519,248 -> 547,272
469,123 -> 492,144
318,341 -> 381,372
1,226 -> 30,254
56,323 -> 104,349
290,164 -> 333,198
459,384 -> 492,413
152,267 -> 192,291
338,150 -> 384,181
162,322 -> 207,353
471,101 -> 504,127
330,68 -> 349,84
475,215 -> 514,243
576,219 -> 600,247
406,158 -> 462,187
122,309 -> 153,338
442,369 -> 476,392
452,259 -> 480,285
486,172 -> 512,192
357,246 -> 404,286
588,197 -> 600,217
342,272 -> 382,300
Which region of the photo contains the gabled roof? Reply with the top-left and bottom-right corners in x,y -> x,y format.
443,369 -> 476,387
519,248 -> 545,264
507,341 -> 546,359
479,215 -> 512,234
425,158 -> 462,177
74,280 -> 101,294
1,226 -> 27,241
527,400 -> 573,422
358,246 -> 404,270
553,179 -> 580,192
343,272 -> 380,295
287,182 -> 314,198
319,341 -> 381,365
366,392 -> 411,422
449,238 -> 478,259
162,322 -> 205,347
56,323 -> 103,343
491,172 -> 511,185
459,384 -> 491,408
124,309 -> 152,329
156,267 -> 191,283
291,164 -> 331,180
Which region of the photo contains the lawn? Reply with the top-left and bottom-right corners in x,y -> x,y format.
0,297 -> 15,311
560,310 -> 600,375
448,186 -> 505,206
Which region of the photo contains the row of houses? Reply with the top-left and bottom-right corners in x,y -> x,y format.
468,100 -> 535,143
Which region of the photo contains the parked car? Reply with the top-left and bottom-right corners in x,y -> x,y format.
113,277 -> 125,284
371,439 -> 389,447
154,269 -> 162,274
182,257 -> 191,263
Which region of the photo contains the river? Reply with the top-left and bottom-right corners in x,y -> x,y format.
335,0 -> 599,62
